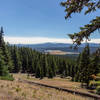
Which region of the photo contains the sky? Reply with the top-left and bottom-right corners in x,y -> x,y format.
0,0 -> 100,44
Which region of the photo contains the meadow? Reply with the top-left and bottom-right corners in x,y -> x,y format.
0,74 -> 94,100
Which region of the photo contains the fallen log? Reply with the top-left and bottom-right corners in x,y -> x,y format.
20,79 -> 100,100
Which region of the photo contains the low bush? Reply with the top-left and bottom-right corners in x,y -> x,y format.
15,87 -> 21,93
96,86 -> 100,95
95,77 -> 100,81
0,74 -> 14,81
96,73 -> 100,77
89,81 -> 96,89
89,81 -> 100,89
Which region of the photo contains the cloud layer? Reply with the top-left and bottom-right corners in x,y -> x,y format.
4,36 -> 100,44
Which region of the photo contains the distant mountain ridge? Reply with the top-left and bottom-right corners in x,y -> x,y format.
17,42 -> 100,48
15,42 -> 100,53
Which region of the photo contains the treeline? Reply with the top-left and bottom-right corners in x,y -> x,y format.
9,45 -> 76,79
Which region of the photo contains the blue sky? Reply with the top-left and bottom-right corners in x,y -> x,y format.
0,0 -> 100,44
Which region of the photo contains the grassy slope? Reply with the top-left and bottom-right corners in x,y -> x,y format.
16,74 -> 89,93
0,80 -> 93,100
0,74 -> 91,100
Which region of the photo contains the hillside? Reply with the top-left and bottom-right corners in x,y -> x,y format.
16,43 -> 100,53
0,74 -> 95,100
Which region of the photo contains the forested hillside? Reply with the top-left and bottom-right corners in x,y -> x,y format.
16,43 -> 100,54
9,45 -> 76,79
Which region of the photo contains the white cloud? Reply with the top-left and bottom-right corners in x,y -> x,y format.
4,36 -> 100,44
4,36 -> 72,44
87,39 -> 100,44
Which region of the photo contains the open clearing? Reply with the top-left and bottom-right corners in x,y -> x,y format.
45,50 -> 79,55
0,80 -> 93,100
0,74 -> 93,100
15,74 -> 92,93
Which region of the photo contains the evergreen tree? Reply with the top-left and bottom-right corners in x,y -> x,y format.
0,48 -> 9,76
4,44 -> 13,72
12,46 -> 22,73
78,45 -> 91,86
61,0 -> 100,45
35,61 -> 43,79
0,27 -> 11,77
90,54 -> 100,75
48,67 -> 53,78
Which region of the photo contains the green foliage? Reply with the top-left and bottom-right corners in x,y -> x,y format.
35,62 -> 43,78
96,86 -> 100,95
96,73 -> 100,77
74,45 -> 91,85
90,54 -> 100,75
0,27 -> 14,80
48,67 -> 53,78
0,74 -> 14,81
15,87 -> 21,93
0,49 -> 9,76
61,0 -> 100,46
11,45 -> 22,73
73,45 -> 100,87
61,0 -> 100,19
8,44 -> 76,79
68,17 -> 100,45
89,81 -> 100,89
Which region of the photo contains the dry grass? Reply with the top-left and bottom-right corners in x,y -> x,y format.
15,74 -> 89,93
0,78 -> 94,100
0,74 -> 92,100
45,50 -> 79,55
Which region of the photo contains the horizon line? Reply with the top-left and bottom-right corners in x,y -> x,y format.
4,36 -> 100,44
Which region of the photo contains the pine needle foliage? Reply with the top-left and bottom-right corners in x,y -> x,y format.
61,0 -> 100,45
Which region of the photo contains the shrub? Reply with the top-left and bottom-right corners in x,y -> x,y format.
0,74 -> 14,81
22,92 -> 26,98
96,86 -> 100,95
89,81 -> 100,86
97,73 -> 100,77
95,77 -> 100,81
0,85 -> 4,88
15,87 -> 21,93
89,81 -> 96,89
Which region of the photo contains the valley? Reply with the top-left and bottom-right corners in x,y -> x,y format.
44,50 -> 79,55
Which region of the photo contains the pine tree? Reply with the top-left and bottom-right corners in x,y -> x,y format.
12,46 -> 22,73
90,54 -> 100,75
61,0 -> 100,46
0,27 -> 10,76
48,67 -> 53,78
4,43 -> 13,72
78,45 -> 91,86
0,48 -> 9,76
0,27 -> 4,47
35,61 -> 43,79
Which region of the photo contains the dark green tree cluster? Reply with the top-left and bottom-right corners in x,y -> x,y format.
74,45 -> 100,86
9,45 -> 76,79
0,27 -> 13,78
